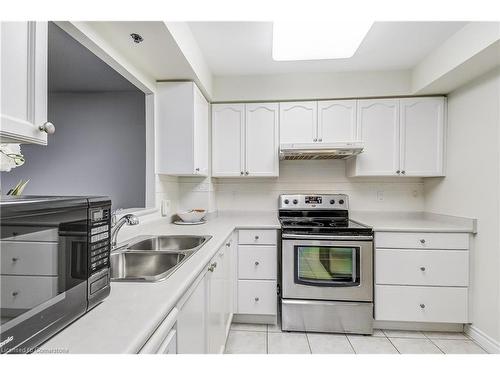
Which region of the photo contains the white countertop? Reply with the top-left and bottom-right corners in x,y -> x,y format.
40,211 -> 279,354
40,209 -> 475,353
351,211 -> 477,233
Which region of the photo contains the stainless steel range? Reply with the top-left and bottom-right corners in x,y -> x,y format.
278,194 -> 374,334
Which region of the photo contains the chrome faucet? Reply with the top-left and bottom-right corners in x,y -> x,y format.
111,213 -> 139,248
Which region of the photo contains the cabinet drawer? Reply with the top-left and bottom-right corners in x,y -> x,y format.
1,275 -> 58,309
376,232 -> 469,250
238,246 -> 277,280
238,280 -> 277,315
376,249 -> 469,286
1,241 -> 58,275
375,285 -> 468,323
239,230 -> 277,245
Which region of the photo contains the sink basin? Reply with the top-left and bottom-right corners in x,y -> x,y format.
127,235 -> 209,251
110,251 -> 186,282
110,235 -> 212,282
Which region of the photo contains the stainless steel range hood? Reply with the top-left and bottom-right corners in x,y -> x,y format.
279,142 -> 364,160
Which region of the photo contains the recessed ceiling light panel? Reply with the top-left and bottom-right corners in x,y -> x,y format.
272,21 -> 373,61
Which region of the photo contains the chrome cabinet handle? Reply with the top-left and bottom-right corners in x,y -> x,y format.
420,239 -> 426,244
12,291 -> 19,297
255,261 -> 260,266
313,138 -> 317,142
226,242 -> 230,247
396,170 -> 400,174
254,235 -> 259,240
420,266 -> 426,271
245,171 -> 249,175
12,257 -> 18,262
195,168 -> 200,172
419,303 -> 425,309
254,297 -> 259,302
39,122 -> 56,134
318,138 -> 322,142
401,170 -> 406,175
208,262 -> 217,272
240,171 -> 244,175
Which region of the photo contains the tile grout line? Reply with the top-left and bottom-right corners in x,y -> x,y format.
304,332 -> 313,354
386,337 -> 401,354
345,335 -> 357,354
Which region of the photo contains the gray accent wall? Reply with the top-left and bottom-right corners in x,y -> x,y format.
2,91 -> 146,209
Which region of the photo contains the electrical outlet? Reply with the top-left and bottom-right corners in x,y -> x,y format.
376,191 -> 384,201
161,200 -> 171,217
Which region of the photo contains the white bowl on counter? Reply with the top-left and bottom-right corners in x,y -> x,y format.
177,209 -> 206,223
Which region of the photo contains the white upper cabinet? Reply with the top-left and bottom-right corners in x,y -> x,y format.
279,101 -> 317,144
245,103 -> 279,177
347,97 -> 445,177
212,103 -> 279,177
317,100 -> 357,143
1,22 -> 50,145
400,97 -> 446,176
156,82 -> 209,176
348,99 -> 400,176
212,104 -> 245,177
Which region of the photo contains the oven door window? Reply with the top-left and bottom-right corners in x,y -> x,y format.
294,245 -> 360,287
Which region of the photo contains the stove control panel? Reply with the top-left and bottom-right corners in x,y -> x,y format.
279,194 -> 348,210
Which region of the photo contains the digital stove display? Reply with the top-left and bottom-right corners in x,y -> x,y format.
305,196 -> 322,204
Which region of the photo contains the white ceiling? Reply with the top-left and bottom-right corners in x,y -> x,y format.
188,21 -> 468,76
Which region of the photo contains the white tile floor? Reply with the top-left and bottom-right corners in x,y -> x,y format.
224,322 -> 488,354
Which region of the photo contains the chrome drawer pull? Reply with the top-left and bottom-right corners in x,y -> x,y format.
255,261 -> 260,266
420,266 -> 426,271
12,257 -> 19,262
420,303 -> 425,309
12,291 -> 19,297
254,235 -> 259,240
420,239 -> 426,244
254,297 -> 259,302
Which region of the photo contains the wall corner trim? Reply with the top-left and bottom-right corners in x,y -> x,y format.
465,324 -> 500,353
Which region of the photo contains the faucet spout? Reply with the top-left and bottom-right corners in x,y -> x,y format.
111,213 -> 139,248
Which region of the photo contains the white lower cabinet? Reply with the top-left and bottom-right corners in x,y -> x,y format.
374,231 -> 470,324
237,280 -> 277,315
176,236 -> 234,354
176,273 -> 207,354
375,285 -> 468,323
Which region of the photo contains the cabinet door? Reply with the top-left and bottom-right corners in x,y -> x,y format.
176,274 -> 207,354
212,104 -> 245,177
245,103 -> 279,177
400,97 -> 445,176
193,85 -> 209,175
318,100 -> 357,143
352,99 -> 400,176
279,101 -> 317,144
1,22 -> 48,145
206,251 -> 226,354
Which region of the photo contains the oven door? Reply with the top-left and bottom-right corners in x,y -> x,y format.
282,236 -> 373,302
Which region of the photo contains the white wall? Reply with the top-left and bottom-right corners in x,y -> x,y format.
177,160 -> 424,212
213,70 -> 412,102
424,68 -> 500,343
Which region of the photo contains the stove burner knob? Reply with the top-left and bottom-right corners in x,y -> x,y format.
284,199 -> 289,204
330,199 -> 335,204
293,199 -> 298,204
338,199 -> 345,205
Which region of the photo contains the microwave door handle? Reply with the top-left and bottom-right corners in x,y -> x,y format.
352,248 -> 357,283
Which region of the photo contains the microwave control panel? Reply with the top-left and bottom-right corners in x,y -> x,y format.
89,207 -> 111,274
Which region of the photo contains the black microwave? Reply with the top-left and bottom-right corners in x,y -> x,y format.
0,195 -> 112,354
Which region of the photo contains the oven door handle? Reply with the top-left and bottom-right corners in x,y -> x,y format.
281,234 -> 373,241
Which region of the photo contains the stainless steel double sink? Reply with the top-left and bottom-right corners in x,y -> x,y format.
110,235 -> 211,282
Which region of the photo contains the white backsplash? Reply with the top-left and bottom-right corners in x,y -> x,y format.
170,160 -> 424,213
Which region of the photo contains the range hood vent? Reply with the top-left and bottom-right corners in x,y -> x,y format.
279,142 -> 364,161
